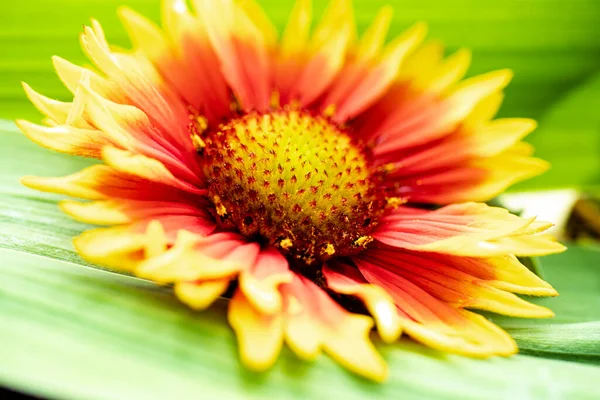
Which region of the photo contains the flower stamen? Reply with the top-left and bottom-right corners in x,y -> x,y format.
203,108 -> 384,263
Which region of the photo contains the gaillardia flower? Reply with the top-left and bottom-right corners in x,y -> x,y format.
18,0 -> 565,381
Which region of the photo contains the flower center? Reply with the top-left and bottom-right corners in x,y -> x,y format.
203,109 -> 384,264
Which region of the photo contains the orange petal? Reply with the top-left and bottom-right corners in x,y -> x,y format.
278,0 -> 354,106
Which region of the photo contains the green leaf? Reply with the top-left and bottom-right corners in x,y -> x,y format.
508,322 -> 600,364
511,71 -> 600,192
2,247 -> 600,400
2,0 -> 600,121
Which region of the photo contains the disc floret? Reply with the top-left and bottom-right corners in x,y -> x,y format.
203,109 -> 383,264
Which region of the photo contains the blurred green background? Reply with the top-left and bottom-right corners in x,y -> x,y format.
1,1 -> 600,399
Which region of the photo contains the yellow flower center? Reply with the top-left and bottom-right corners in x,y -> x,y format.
203,109 -> 385,264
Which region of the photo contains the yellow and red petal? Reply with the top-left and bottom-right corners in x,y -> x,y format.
21,82 -> 95,129
356,246 -> 555,318
230,272 -> 388,381
59,198 -> 214,227
73,216 -> 218,270
319,21 -> 426,122
21,164 -> 204,203
373,202 -> 565,257
352,39 -> 538,204
275,0 -> 311,104
75,82 -> 202,176
277,0 -> 355,106
101,146 -> 204,194
137,231 -> 259,283
372,114 -> 546,203
238,247 -> 293,315
52,56 -> 123,103
280,274 -> 388,381
78,21 -> 194,144
228,290 -> 285,371
192,0 -> 273,111
15,119 -> 116,159
122,1 -> 233,123
354,252 -> 518,356
27,69 -> 203,184
323,261 -> 402,343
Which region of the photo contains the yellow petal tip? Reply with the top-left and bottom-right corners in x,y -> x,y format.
20,175 -> 44,190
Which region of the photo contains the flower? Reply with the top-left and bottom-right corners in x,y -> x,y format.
17,0 -> 565,382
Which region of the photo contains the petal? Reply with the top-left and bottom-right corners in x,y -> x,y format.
101,146 -> 204,195
354,6 -> 393,62
238,247 -> 293,315
323,261 -> 402,342
15,119 -> 115,159
136,231 -> 259,283
73,219 -> 169,272
52,56 -> 121,102
322,22 -> 427,122
78,21 -> 192,148
228,290 -> 284,371
372,116 -> 546,203
59,199 -> 214,227
278,0 -> 355,106
193,0 -> 272,111
357,64 -> 512,157
73,216 -> 219,272
279,0 -> 312,58
175,278 -> 231,310
123,1 -> 232,123
373,203 -> 565,257
21,165 -> 205,205
275,0 -> 312,104
76,82 -> 201,179
281,275 -> 388,382
355,253 -> 517,357
357,246 -> 555,318
422,253 -> 558,297
444,69 -> 513,124
373,119 -> 537,179
21,82 -> 92,128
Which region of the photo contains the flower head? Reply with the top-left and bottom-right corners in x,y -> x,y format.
18,0 -> 565,382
